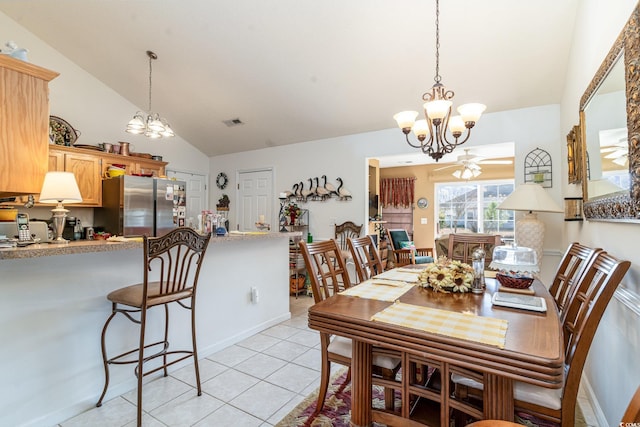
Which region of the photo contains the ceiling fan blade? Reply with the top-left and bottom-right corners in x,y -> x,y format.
434,164 -> 457,171
604,149 -> 628,159
477,160 -> 513,165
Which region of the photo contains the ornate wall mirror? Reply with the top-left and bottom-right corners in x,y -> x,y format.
580,4 -> 640,221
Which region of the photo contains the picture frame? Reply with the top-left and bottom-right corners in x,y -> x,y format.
566,124 -> 582,184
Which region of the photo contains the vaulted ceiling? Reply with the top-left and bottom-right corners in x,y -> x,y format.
0,0 -> 578,158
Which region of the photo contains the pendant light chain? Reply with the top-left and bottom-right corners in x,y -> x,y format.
148,53 -> 153,113
434,0 -> 441,85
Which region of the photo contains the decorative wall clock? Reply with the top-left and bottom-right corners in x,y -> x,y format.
216,172 -> 228,189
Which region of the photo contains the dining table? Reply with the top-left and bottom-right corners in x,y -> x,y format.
307,267 -> 564,427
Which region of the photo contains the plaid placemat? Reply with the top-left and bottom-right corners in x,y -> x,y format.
340,280 -> 414,302
374,269 -> 421,283
371,302 -> 508,348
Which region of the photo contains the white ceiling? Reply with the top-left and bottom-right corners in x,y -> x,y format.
0,0 -> 578,159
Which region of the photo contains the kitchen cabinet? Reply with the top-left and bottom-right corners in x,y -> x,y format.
0,56 -> 59,197
14,146 -> 168,207
49,148 -> 103,206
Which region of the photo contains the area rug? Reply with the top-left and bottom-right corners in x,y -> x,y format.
275,369 -> 587,427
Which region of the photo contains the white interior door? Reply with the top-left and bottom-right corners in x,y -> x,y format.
237,168 -> 273,231
165,169 -> 208,227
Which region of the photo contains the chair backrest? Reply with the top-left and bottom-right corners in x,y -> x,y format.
560,251 -> 630,420
300,239 -> 353,304
144,227 -> 212,306
549,242 -> 602,317
386,228 -> 411,252
348,235 -> 384,282
447,233 -> 502,268
622,385 -> 640,422
334,221 -> 363,251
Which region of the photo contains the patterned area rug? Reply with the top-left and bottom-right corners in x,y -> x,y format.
276,368 -> 588,427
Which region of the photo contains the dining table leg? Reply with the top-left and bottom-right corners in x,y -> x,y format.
351,339 -> 372,427
483,373 -> 514,421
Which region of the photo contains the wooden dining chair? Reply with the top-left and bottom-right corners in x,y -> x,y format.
334,220 -> 363,261
348,235 -> 385,282
465,384 -> 640,426
452,250 -> 631,427
386,228 -> 434,267
622,385 -> 640,422
96,228 -> 212,427
447,233 -> 502,269
299,239 -> 401,415
548,242 -> 602,317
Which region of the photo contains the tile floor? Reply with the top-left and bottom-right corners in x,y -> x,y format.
59,295 -> 601,427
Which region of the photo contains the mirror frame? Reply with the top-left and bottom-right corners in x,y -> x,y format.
580,4 -> 640,222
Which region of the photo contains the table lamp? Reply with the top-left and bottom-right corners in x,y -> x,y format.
38,172 -> 83,244
497,182 -> 562,267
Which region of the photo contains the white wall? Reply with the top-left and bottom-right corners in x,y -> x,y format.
210,104 -> 564,283
560,0 -> 640,425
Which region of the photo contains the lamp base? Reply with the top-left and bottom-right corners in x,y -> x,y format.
50,203 -> 70,244
515,212 -> 544,267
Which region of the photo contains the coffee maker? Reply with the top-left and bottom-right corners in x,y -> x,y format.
62,217 -> 82,240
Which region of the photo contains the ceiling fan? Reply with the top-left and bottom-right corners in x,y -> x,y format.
434,149 -> 513,179
600,138 -> 628,166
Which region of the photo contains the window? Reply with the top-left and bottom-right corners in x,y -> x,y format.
436,180 -> 514,239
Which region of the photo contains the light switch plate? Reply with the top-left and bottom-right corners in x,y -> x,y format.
420,218 -> 428,225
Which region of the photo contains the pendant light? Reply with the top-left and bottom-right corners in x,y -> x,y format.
126,50 -> 175,139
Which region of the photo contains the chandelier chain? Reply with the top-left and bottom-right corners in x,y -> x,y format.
434,0 -> 441,84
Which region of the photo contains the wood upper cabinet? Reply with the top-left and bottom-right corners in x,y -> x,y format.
0,56 -> 59,198
48,147 -> 102,206
47,146 -> 167,207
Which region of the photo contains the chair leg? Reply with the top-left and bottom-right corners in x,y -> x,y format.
162,304 -> 169,377
191,301 -> 202,396
96,307 -> 117,407
314,357 -> 331,416
137,308 -> 148,427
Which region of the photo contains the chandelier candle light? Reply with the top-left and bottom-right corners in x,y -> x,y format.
393,0 -> 486,161
126,50 -> 175,139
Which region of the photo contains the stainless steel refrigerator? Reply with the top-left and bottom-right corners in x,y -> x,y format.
95,175 -> 186,237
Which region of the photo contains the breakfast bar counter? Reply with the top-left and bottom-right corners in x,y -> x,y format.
0,230 -> 299,260
0,230 -> 298,427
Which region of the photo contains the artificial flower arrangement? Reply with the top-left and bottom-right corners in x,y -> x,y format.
283,203 -> 302,223
418,256 -> 475,293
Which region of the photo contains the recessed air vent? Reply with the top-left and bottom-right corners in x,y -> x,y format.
223,118 -> 244,127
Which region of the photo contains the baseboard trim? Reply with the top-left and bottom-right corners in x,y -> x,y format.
614,286 -> 640,317
580,373 -> 607,427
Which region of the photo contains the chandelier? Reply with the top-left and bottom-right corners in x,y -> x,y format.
126,50 -> 175,139
393,0 -> 485,161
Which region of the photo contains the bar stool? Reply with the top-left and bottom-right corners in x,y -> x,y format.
96,227 -> 211,426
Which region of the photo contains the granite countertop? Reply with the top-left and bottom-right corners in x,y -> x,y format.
0,231 -> 301,260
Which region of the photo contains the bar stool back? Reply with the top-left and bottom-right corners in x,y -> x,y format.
96,227 -> 211,426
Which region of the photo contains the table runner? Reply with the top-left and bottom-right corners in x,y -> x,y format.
371,302 -> 508,348
374,269 -> 421,283
340,280 -> 414,302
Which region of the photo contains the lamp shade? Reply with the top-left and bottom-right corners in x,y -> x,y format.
497,182 -> 562,213
39,172 -> 83,204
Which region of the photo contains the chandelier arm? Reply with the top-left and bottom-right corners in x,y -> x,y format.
404,133 -> 427,149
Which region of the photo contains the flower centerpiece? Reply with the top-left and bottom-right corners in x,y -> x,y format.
418,256 -> 474,293
283,203 -> 302,225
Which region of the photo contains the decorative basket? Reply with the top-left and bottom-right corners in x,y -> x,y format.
496,272 -> 534,289
289,274 -> 306,292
